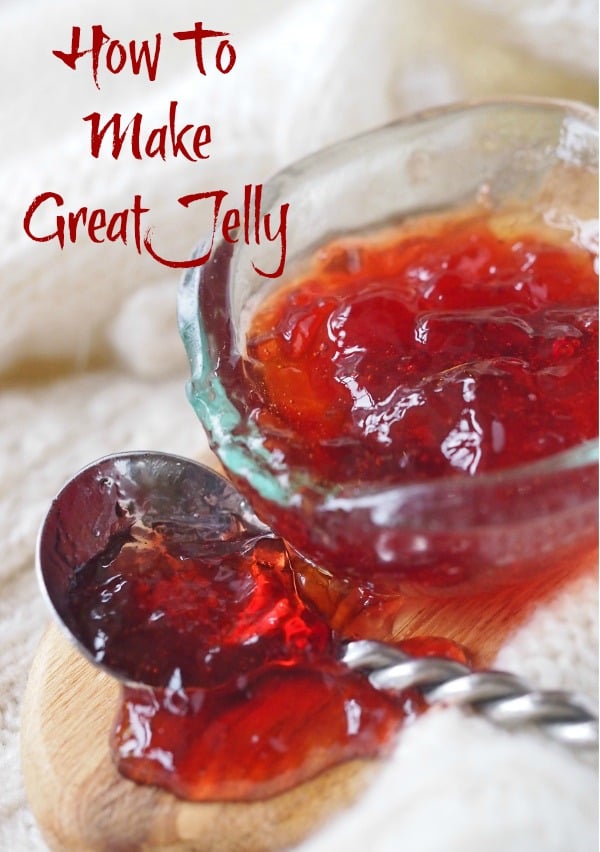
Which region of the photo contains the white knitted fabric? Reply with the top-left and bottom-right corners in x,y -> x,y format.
0,0 -> 597,849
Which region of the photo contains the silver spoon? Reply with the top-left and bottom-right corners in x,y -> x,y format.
37,451 -> 598,751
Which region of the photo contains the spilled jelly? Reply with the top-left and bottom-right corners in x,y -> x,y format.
68,512 -> 426,800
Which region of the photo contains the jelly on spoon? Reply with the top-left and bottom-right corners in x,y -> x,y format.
36,452 -> 411,799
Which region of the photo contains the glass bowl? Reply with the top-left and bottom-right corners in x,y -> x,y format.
178,99 -> 598,600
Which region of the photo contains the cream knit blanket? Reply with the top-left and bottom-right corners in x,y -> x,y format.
1,0 -> 597,849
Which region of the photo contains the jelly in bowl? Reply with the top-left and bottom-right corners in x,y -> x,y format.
178,100 -> 598,620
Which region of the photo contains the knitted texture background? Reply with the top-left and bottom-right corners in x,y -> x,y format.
1,0 -> 597,849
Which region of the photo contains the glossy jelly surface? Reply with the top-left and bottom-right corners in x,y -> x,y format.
114,662 -> 417,801
67,510 -> 434,800
245,211 -> 598,488
68,521 -> 330,688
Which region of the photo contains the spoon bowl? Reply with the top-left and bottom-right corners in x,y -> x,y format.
36,451 -> 270,686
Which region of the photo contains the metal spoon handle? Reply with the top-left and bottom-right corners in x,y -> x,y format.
342,640 -> 598,752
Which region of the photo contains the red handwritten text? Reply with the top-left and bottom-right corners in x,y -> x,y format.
84,101 -> 211,161
23,185 -> 288,278
52,22 -> 236,87
173,22 -> 236,76
53,25 -> 161,89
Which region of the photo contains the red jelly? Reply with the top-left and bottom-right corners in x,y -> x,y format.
245,212 -> 598,488
67,511 -> 423,800
68,524 -> 330,688
67,209 -> 597,802
114,663 -> 415,801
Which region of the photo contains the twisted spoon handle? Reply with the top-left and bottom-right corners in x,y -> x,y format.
342,640 -> 598,751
